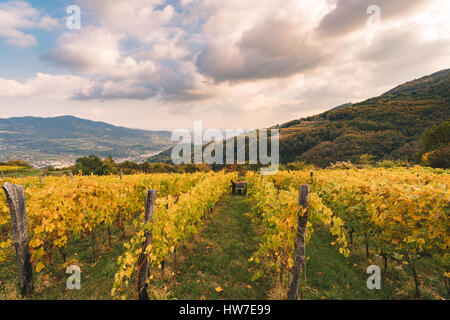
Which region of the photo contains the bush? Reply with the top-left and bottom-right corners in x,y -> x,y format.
0,160 -> 32,169
73,155 -> 117,176
284,161 -> 310,171
426,146 -> 450,169
328,161 -> 355,169
418,121 -> 450,156
358,154 -> 375,165
376,160 -> 396,168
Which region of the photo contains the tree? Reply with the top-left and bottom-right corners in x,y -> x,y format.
417,121 -> 450,157
423,146 -> 450,169
73,155 -> 116,175
359,154 -> 375,165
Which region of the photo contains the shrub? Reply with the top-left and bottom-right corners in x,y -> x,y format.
328,161 -> 355,169
426,146 -> 450,169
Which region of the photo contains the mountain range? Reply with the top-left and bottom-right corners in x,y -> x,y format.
0,116 -> 173,167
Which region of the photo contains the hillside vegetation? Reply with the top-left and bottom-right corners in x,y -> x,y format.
277,69 -> 450,166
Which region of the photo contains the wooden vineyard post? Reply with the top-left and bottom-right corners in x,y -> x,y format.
287,184 -> 310,300
1,171 -> 4,179
2,183 -> 33,297
137,189 -> 157,300
68,172 -> 74,180
120,169 -> 123,181
39,176 -> 43,183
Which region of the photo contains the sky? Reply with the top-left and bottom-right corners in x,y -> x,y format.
0,0 -> 449,131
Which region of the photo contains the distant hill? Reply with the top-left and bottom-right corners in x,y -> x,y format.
0,116 -> 173,167
277,69 -> 450,166
147,144 -> 179,163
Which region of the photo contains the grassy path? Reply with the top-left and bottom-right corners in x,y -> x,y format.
165,195 -> 272,300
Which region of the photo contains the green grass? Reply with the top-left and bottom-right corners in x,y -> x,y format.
156,195 -> 272,300
297,230 -> 448,300
0,225 -> 129,300
0,168 -> 71,178
299,230 -> 394,300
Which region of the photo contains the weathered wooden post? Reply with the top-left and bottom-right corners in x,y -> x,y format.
137,189 -> 157,300
120,169 -> 123,181
1,171 -> 4,179
2,183 -> 33,297
39,176 -> 43,183
68,172 -> 74,180
287,184 -> 310,300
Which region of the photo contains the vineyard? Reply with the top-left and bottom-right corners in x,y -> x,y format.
246,167 -> 449,299
0,167 -> 448,300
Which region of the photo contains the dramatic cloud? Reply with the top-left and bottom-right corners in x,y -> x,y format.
198,17 -> 326,82
316,0 -> 434,38
70,59 -> 211,101
41,1 -> 209,101
0,1 -> 58,47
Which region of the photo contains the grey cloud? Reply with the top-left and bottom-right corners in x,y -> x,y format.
197,18 -> 326,82
72,80 -> 158,100
71,60 -> 211,101
360,28 -> 445,62
316,0 -> 433,38
42,50 -> 93,72
358,27 -> 450,86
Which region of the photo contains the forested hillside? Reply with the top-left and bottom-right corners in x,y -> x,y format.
278,69 -> 450,166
